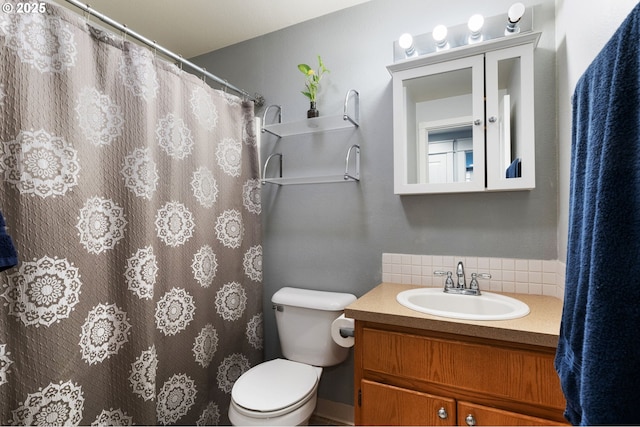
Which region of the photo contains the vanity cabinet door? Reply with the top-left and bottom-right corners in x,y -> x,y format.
457,401 -> 566,426
391,55 -> 486,194
485,43 -> 535,190
361,379 -> 456,426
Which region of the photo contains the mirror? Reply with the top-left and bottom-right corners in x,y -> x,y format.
404,66 -> 474,185
392,55 -> 485,194
496,57 -> 520,179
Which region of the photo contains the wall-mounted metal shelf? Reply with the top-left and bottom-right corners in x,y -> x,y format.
262,112 -> 359,137
261,145 -> 360,186
262,89 -> 359,137
260,89 -> 361,186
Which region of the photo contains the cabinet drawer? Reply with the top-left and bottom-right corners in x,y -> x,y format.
457,401 -> 567,426
361,327 -> 564,410
361,379 -> 456,426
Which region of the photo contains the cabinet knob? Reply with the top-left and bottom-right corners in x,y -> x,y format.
474,119 -> 482,126
488,116 -> 497,123
437,407 -> 448,419
465,414 -> 477,426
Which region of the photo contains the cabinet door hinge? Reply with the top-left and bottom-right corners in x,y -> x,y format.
358,389 -> 362,407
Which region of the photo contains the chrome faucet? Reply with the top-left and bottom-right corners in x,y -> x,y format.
434,261 -> 491,296
456,261 -> 466,289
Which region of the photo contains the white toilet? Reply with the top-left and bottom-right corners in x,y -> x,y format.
228,287 -> 357,426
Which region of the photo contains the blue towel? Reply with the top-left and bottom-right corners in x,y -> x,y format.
505,157 -> 521,178
0,209 -> 18,272
555,3 -> 640,425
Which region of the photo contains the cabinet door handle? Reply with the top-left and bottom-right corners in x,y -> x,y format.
465,414 -> 477,426
474,119 -> 482,126
488,116 -> 497,123
437,407 -> 448,419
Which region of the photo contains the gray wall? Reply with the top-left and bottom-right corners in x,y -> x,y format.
192,0 -> 557,406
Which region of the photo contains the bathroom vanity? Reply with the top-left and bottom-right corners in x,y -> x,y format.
345,283 -> 567,426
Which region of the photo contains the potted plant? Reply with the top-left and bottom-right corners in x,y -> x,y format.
298,55 -> 329,118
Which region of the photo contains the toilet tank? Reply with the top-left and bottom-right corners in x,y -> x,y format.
271,287 -> 357,367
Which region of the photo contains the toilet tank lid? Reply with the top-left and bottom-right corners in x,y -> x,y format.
272,287 -> 357,311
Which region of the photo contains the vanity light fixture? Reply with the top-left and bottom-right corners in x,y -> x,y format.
467,14 -> 484,43
398,33 -> 417,57
505,2 -> 526,35
392,7 -> 532,62
432,25 -> 449,50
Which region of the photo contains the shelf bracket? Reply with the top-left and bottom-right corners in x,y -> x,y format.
261,104 -> 282,133
261,152 -> 282,185
343,89 -> 360,127
344,144 -> 360,182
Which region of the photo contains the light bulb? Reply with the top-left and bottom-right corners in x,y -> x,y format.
432,25 -> 449,50
399,33 -> 413,49
467,14 -> 484,43
505,2 -> 525,35
398,33 -> 416,56
433,25 -> 447,42
468,14 -> 484,34
508,2 -> 525,23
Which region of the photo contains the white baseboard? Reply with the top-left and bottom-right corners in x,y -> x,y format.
314,398 -> 354,425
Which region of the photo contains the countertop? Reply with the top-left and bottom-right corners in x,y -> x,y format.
344,282 -> 563,348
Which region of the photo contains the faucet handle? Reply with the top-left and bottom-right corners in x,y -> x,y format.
435,270 -> 455,290
469,273 -> 491,292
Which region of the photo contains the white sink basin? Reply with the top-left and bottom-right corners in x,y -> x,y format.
396,288 -> 530,320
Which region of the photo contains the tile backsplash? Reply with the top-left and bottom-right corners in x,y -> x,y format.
382,253 -> 566,300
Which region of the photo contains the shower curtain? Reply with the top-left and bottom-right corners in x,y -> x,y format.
0,2 -> 262,425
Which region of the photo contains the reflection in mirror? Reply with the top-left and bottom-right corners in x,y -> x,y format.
496,56 -> 521,179
403,67 -> 473,185
418,119 -> 473,184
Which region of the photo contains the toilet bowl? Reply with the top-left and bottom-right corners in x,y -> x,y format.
228,287 -> 356,426
228,359 -> 322,426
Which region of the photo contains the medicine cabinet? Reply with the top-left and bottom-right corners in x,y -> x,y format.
388,32 -> 540,194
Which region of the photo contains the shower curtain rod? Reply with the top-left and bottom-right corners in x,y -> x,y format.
63,0 -> 263,106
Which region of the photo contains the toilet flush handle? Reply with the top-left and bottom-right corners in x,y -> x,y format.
272,304 -> 283,312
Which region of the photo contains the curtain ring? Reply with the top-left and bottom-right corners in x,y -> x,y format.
121,24 -> 127,43
177,55 -> 183,71
202,67 -> 207,83
223,80 -> 228,93
84,4 -> 91,23
152,40 -> 157,60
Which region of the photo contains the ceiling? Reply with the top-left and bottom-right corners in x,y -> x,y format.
55,0 -> 372,59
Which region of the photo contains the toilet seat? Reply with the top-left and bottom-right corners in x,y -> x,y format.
231,359 -> 320,418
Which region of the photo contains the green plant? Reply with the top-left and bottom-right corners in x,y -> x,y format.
297,55 -> 329,102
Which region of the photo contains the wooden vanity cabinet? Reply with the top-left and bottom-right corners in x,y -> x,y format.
354,321 -> 568,426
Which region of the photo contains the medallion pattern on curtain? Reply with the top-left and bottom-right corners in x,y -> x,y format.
0,1 -> 263,425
